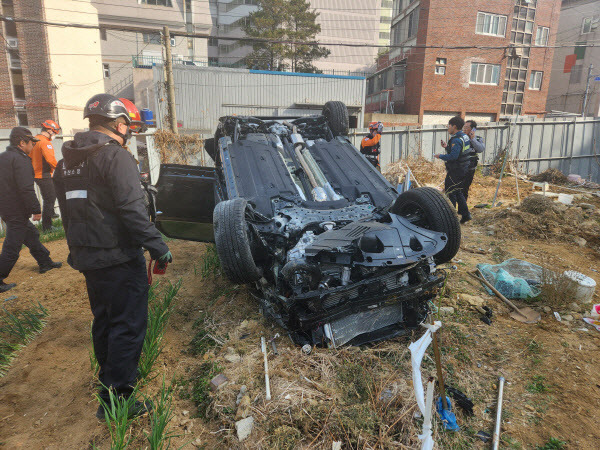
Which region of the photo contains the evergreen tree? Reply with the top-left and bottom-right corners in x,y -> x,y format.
243,0 -> 330,72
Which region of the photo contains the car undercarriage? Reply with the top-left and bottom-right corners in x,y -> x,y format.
155,101 -> 460,347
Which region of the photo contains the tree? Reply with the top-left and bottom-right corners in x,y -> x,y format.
243,0 -> 330,73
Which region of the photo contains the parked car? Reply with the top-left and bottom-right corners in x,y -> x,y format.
154,102 -> 461,347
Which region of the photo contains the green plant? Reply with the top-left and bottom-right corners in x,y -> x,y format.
88,320 -> 99,377
199,245 -> 221,278
0,303 -> 49,376
97,387 -> 140,450
138,280 -> 182,382
190,361 -> 222,418
536,437 -> 566,450
526,375 -> 549,393
527,339 -> 543,355
188,313 -> 220,356
144,378 -> 181,450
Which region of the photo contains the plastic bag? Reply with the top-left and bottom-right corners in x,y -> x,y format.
477,259 -> 543,299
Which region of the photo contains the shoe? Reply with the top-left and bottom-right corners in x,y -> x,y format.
96,400 -> 153,420
0,282 -> 16,293
39,261 -> 62,274
460,213 -> 472,224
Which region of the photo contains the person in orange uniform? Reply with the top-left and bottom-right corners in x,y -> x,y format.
30,120 -> 61,231
360,121 -> 383,169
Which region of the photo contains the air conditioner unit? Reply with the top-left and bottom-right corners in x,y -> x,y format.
6,38 -> 18,49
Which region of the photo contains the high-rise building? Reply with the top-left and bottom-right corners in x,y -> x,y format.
209,0 -> 385,74
366,0 -> 562,124
546,0 -> 599,117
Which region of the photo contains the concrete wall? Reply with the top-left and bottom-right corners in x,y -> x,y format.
546,0 -> 600,117
45,0 -> 105,135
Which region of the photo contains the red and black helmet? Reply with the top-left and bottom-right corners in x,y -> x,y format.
119,98 -> 146,133
41,119 -> 61,133
83,93 -> 131,124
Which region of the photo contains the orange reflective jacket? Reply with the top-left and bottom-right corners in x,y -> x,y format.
360,133 -> 381,153
30,134 -> 58,178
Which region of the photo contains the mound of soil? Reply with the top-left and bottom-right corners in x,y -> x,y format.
520,194 -> 558,215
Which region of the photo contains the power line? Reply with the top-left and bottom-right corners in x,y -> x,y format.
2,15 -> 597,50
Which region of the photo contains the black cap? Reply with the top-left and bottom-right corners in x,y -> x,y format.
9,127 -> 40,144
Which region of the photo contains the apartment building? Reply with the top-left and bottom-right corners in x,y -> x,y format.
0,0 -> 103,133
546,0 -> 599,117
209,0 -> 386,74
366,0 -> 562,124
92,0 -> 211,108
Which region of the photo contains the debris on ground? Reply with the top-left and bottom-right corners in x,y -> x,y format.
477,259 -> 544,299
530,168 -> 569,184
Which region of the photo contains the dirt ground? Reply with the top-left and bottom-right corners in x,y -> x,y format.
1,168 -> 600,449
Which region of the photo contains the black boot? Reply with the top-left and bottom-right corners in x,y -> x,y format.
0,281 -> 16,293
460,213 -> 472,224
96,400 -> 153,420
39,261 -> 62,274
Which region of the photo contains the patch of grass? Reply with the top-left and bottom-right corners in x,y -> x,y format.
144,378 -> 181,450
337,361 -> 373,404
97,387 -> 140,450
526,375 -> 549,393
37,218 -> 66,243
138,280 -> 182,382
527,339 -> 543,355
268,425 -> 302,450
190,361 -> 222,419
501,436 -> 523,449
188,312 -> 221,356
536,437 -> 566,450
0,303 -> 49,376
199,244 -> 221,278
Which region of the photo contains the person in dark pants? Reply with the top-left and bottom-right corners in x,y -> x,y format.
30,120 -> 61,231
435,116 -> 472,224
0,127 -> 62,293
461,120 -> 485,201
53,94 -> 171,419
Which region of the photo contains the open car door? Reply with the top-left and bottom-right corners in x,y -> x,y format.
154,164 -> 220,242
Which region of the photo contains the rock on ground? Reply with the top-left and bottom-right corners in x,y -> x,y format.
235,416 -> 254,441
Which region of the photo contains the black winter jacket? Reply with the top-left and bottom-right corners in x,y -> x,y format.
0,146 -> 41,219
53,131 -> 168,271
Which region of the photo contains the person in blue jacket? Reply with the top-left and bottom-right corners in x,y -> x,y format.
462,120 -> 485,201
435,116 -> 472,224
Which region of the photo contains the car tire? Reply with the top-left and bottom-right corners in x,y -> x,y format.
323,101 -> 349,136
390,187 -> 461,264
213,198 -> 262,284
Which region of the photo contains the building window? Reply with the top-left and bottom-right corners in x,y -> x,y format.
139,0 -> 173,6
103,63 -> 110,78
379,31 -> 390,40
382,0 -> 393,7
17,112 -> 28,126
582,17 -> 595,34
100,28 -> 107,40
143,33 -> 162,44
435,57 -> 446,75
469,63 -> 500,85
394,66 -> 405,86
535,26 -> 549,46
407,8 -> 419,39
569,64 -> 582,84
529,71 -> 543,90
208,37 -> 218,46
476,12 -> 507,37
380,16 -> 391,24
170,37 -> 176,46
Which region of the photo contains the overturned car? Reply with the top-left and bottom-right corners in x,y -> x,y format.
154,102 -> 461,347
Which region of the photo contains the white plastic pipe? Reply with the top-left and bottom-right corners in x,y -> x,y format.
261,336 -> 271,401
492,376 -> 506,450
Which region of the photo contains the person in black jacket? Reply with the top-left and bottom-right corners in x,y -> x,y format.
53,94 -> 171,419
0,127 -> 62,293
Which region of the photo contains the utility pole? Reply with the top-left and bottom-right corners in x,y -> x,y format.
163,26 -> 177,133
582,63 -> 593,118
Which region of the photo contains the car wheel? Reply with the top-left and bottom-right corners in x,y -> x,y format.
390,187 -> 461,264
213,198 -> 262,284
323,101 -> 349,136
